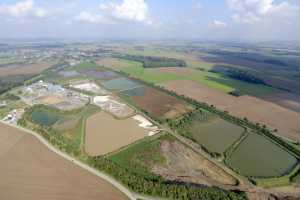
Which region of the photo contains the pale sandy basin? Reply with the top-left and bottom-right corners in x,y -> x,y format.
85,112 -> 149,156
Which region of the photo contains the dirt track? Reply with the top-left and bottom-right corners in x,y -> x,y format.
0,123 -> 128,200
161,80 -> 300,142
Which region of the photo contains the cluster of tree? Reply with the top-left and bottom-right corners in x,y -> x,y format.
115,54 -> 186,68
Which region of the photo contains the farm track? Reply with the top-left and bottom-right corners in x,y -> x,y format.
0,120 -> 165,200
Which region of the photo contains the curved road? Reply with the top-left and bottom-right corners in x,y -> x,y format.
0,121 -> 159,200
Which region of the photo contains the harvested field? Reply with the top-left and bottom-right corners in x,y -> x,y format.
0,63 -> 51,77
227,133 -> 298,178
187,115 -> 245,154
161,80 -> 300,142
0,122 -> 128,200
127,86 -> 191,119
102,77 -> 142,91
85,112 -> 149,156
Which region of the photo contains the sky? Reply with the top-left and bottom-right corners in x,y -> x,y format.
0,0 -> 299,41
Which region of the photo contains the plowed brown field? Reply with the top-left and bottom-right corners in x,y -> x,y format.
130,87 -> 191,119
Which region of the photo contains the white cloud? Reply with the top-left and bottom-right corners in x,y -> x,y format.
0,0 -> 47,18
75,11 -> 104,23
213,20 -> 227,27
99,0 -> 151,24
226,0 -> 298,24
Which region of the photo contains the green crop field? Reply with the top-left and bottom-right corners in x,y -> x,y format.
226,133 -> 299,178
175,111 -> 245,155
189,117 -> 245,154
122,65 -> 182,84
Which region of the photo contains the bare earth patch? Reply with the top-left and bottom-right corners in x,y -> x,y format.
0,123 -> 128,200
0,63 -> 51,77
161,80 -> 300,142
152,140 -> 238,187
85,112 -> 148,156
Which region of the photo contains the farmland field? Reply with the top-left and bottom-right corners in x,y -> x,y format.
186,114 -> 245,154
109,134 -> 238,186
85,112 -> 149,156
0,122 -> 128,200
122,86 -> 192,119
0,63 -> 51,77
227,133 -> 299,178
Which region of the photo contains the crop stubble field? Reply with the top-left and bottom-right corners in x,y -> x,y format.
227,133 -> 298,178
187,115 -> 245,154
0,122 -> 128,200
